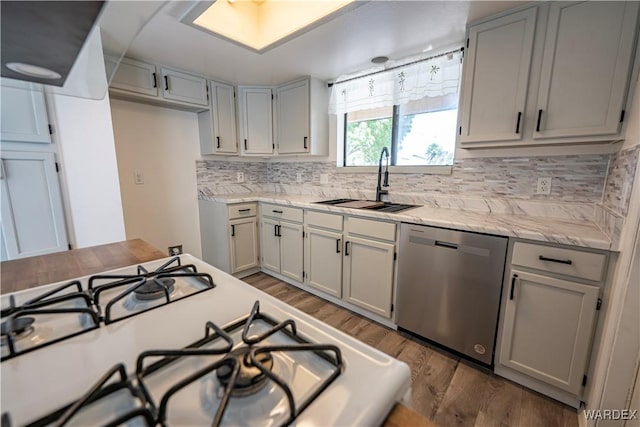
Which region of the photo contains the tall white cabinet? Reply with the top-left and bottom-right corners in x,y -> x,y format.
238,86 -> 274,155
276,79 -> 310,154
199,80 -> 238,155
0,151 -> 68,260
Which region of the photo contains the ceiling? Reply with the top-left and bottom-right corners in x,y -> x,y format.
125,0 -> 527,86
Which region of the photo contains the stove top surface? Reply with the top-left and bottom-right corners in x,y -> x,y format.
1,255 -> 411,426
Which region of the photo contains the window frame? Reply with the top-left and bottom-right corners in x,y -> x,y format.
339,106 -> 455,175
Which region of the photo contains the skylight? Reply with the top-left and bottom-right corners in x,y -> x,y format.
182,0 -> 356,53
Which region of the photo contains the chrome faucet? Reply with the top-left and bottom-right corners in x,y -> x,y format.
376,147 -> 390,202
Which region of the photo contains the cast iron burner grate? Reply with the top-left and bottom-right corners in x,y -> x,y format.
89,256 -> 215,324
23,301 -> 343,427
0,282 -> 100,362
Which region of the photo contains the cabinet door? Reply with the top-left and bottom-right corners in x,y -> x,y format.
459,7 -> 537,144
0,82 -> 51,143
276,79 -> 309,154
110,58 -> 158,97
305,227 -> 342,297
229,217 -> 258,274
534,1 -> 639,139
239,87 -> 273,154
260,217 -> 280,272
160,67 -> 208,106
0,151 -> 68,260
280,221 -> 303,282
212,81 -> 238,154
499,270 -> 599,394
343,236 -> 394,318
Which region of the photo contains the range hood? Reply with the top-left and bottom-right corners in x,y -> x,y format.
0,1 -> 165,100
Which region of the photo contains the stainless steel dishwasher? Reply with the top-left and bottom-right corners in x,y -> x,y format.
396,223 -> 508,366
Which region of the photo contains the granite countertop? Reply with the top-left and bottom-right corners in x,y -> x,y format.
200,193 -> 612,250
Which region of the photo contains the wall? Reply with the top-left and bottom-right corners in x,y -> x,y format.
111,100 -> 202,258
48,28 -> 126,248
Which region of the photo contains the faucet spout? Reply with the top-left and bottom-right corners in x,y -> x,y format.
376,147 -> 390,202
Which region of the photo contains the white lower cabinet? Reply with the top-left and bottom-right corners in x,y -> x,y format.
343,236 -> 395,318
260,206 -> 304,282
199,201 -> 259,277
499,270 -> 599,395
496,241 -> 608,407
304,227 -> 343,298
229,217 -> 259,274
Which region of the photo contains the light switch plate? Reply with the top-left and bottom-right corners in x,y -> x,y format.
237,172 -> 245,183
134,171 -> 144,185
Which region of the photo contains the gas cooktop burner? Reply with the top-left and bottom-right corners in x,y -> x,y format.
216,346 -> 274,397
1,317 -> 35,342
133,278 -> 176,301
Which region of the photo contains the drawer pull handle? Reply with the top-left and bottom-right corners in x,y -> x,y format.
164,75 -> 169,91
515,111 -> 522,134
274,224 -> 278,237
231,225 -> 235,237
345,241 -> 350,256
336,238 -> 341,254
277,225 -> 281,237
152,72 -> 157,88
303,136 -> 308,149
510,274 -> 518,300
536,109 -> 543,132
435,241 -> 458,250
538,255 -> 572,265
238,209 -> 251,212
216,136 -> 221,148
272,210 -> 283,214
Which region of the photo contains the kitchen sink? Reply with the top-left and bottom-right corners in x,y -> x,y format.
314,199 -> 419,213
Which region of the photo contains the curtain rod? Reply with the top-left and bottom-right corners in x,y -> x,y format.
327,46 -> 463,88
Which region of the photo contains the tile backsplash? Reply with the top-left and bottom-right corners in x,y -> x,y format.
602,145 -> 640,216
198,154 -> 611,203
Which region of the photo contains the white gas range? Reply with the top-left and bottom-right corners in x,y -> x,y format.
1,255 -> 411,426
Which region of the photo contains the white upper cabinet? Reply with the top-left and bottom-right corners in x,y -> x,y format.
459,8 -> 537,144
110,57 -> 158,97
1,81 -> 51,144
533,1 -> 639,139
459,1 -> 640,149
160,67 -> 208,106
276,79 -> 310,154
199,81 -> 238,155
239,86 -> 274,155
109,58 -> 208,111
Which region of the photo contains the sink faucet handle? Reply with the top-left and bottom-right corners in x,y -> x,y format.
383,170 -> 389,187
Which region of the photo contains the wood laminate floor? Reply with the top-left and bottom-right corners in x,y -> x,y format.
243,273 -> 579,427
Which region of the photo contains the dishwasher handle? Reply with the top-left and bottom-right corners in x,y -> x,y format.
435,240 -> 458,250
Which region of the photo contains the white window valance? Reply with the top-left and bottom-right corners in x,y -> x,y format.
328,49 -> 463,115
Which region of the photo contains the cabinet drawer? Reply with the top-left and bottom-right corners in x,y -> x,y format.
512,242 -> 606,282
262,204 -> 303,222
228,203 -> 257,219
346,217 -> 396,242
305,211 -> 343,231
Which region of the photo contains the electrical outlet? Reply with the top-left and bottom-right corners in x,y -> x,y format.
536,177 -> 552,195
296,173 -> 303,183
133,171 -> 144,185
320,174 -> 329,184
237,172 -> 245,183
168,245 -> 183,256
